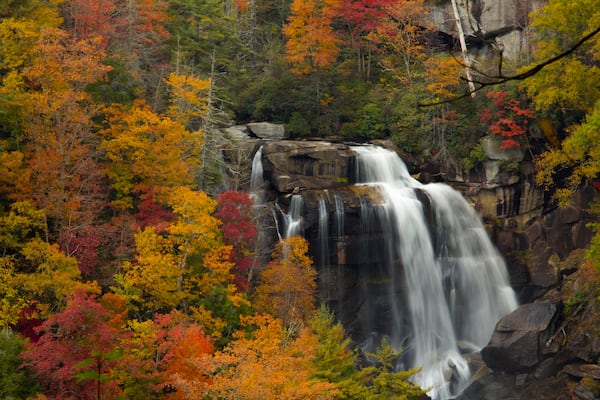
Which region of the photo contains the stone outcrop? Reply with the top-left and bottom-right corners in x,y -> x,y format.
260,141 -> 356,193
246,122 -> 285,140
428,0 -> 546,60
481,302 -> 561,372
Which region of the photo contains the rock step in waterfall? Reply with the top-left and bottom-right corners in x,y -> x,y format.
251,144 -> 518,400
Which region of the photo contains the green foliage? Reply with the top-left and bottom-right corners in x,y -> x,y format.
309,306 -> 426,399
462,142 -> 486,172
287,111 -> 312,137
360,337 -> 427,400
356,102 -> 388,139
310,306 -> 365,399
0,330 -> 40,399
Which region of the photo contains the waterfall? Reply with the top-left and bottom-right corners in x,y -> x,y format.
250,146 -> 264,202
318,196 -> 329,265
334,195 -> 344,239
279,194 -> 303,239
352,145 -> 518,399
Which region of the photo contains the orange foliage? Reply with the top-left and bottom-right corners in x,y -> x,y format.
15,27 -> 111,252
284,0 -> 342,75
254,236 -> 317,328
192,314 -> 337,400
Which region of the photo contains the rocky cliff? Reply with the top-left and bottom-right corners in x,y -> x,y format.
428,0 -> 546,61
224,122 -> 599,399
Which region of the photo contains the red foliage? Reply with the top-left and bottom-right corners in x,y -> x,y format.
63,0 -> 118,46
15,305 -> 43,343
340,0 -> 396,37
134,189 -> 176,233
480,91 -> 536,149
117,312 -> 213,397
20,290 -> 125,400
215,191 -> 257,291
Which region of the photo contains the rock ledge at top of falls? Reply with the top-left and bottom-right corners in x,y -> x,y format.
260,140 -> 357,193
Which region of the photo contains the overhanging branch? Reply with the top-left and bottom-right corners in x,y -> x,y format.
419,26 -> 600,107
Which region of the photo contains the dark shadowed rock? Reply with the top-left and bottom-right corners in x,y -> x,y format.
481,302 -> 560,372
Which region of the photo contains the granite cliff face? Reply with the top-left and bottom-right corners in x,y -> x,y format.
224,122 -> 599,399
428,0 -> 545,60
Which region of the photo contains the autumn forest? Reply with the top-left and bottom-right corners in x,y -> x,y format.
0,0 -> 599,399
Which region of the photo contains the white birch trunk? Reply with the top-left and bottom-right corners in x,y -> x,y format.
451,0 -> 477,97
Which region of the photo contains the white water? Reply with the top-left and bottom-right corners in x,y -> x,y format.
249,146 -> 264,202
318,196 -> 329,265
353,145 -> 518,399
280,194 -> 303,239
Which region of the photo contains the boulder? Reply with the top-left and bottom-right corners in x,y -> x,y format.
246,122 -> 285,140
481,302 -> 560,372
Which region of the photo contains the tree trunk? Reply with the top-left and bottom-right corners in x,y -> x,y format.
450,0 -> 476,96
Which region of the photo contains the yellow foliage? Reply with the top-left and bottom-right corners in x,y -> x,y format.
118,227 -> 185,312
521,0 -> 600,115
164,72 -> 210,126
101,102 -> 203,208
0,259 -> 28,327
17,239 -> 98,318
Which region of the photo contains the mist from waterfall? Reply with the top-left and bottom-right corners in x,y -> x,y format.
352,145 -> 518,399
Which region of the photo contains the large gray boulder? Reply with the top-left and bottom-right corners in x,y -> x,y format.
481,302 -> 560,372
247,122 -> 285,140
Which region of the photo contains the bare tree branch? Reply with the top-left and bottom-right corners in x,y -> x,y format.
419,25 -> 600,107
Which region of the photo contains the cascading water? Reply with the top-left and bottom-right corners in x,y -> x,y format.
318,196 -> 329,265
250,146 -> 265,201
248,143 -> 517,399
279,194 -> 304,239
352,145 -> 518,399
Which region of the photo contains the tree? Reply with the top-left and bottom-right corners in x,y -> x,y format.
114,186 -> 248,340
9,27 -> 111,259
0,201 -> 96,322
111,0 -> 171,103
536,100 -> 600,205
100,100 -> 201,210
359,338 -> 427,400
284,0 -> 342,75
520,0 -> 600,116
349,0 -> 430,84
520,0 -> 600,205
215,191 -> 258,291
310,306 -> 366,399
61,0 -> 118,45
0,330 -> 40,399
479,90 -> 535,149
200,313 -> 337,400
20,290 -> 125,400
115,312 -> 213,399
254,236 -> 317,330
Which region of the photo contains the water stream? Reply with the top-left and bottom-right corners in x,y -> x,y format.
352,145 -> 517,399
